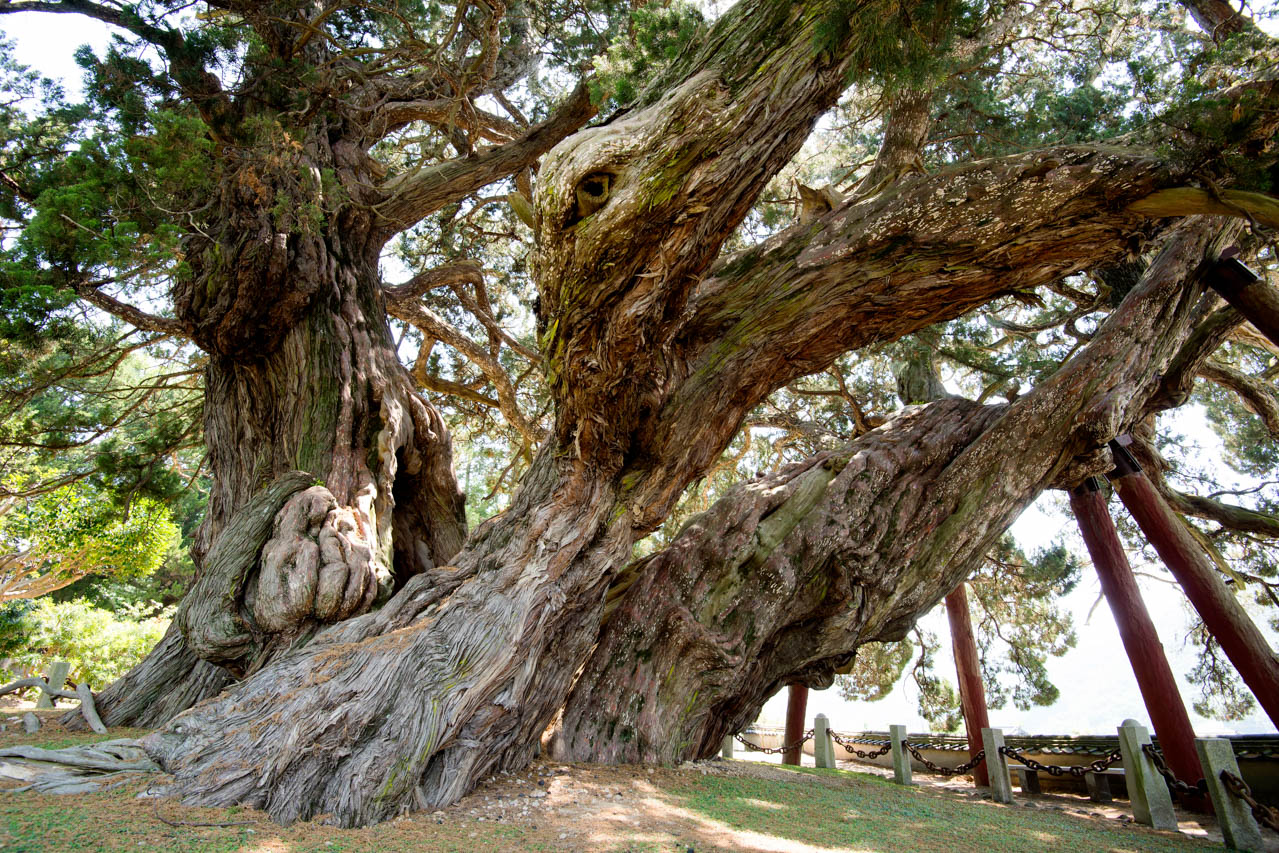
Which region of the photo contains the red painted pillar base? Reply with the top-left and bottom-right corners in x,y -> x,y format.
1071,478 -> 1208,812
783,683 -> 809,766
945,583 -> 991,787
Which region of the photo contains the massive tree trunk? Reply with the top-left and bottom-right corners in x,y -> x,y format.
77,120 -> 469,728
551,218 -> 1237,764
98,0 -> 1277,828
66,11 -> 599,728
142,0 -> 878,823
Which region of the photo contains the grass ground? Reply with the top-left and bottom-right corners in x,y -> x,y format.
0,710 -> 1225,852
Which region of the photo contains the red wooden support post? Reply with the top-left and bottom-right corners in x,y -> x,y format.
1070,478 -> 1208,811
1207,251 -> 1279,350
944,583 -> 991,786
783,683 -> 809,766
1108,439 -> 1279,728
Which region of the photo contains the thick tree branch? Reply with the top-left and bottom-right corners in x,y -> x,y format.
1145,304 -> 1243,413
374,81 -> 595,240
534,0 -> 882,469
852,89 -> 932,195
375,99 -> 523,143
413,369 -> 501,409
1199,359 -> 1279,436
1128,187 -> 1279,231
382,261 -> 485,304
1166,487 -> 1279,538
622,144 -> 1182,527
1127,436 -> 1279,537
556,217 -> 1232,762
1180,0 -> 1258,40
70,277 -> 189,338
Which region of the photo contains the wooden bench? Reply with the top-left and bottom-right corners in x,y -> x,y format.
1009,766 -> 1125,802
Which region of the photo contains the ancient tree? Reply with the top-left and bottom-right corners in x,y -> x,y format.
3,0 -> 1279,829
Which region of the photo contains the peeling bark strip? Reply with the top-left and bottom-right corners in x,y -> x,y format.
553,219 -> 1233,765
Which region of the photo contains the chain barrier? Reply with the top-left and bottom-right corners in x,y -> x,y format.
901,740 -> 986,776
829,731 -> 892,760
1140,744 -> 1208,798
999,745 -> 1123,778
1220,769 -> 1279,833
734,731 -> 813,755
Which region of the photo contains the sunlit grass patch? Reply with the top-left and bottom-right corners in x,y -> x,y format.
0,753 -> 1222,853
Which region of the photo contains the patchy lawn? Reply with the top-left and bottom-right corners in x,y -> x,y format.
0,711 -> 1224,852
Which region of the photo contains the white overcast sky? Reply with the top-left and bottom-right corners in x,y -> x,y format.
2,5 -> 1277,738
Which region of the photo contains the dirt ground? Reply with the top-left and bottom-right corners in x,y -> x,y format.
0,699 -> 1269,852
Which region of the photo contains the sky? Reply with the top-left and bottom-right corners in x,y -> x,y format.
2,5 -> 1277,740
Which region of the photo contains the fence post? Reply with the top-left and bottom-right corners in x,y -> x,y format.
35,661 -> 70,709
721,734 -> 734,759
1196,737 -> 1263,851
1117,719 -> 1177,831
813,714 -> 836,769
890,724 -> 912,785
981,727 -> 1012,804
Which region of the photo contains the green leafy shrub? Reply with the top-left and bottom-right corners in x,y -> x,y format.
1,598 -> 170,689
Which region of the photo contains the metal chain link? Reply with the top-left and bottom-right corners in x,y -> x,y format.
734,731 -> 814,755
1000,745 -> 1123,778
1221,769 -> 1279,833
829,731 -> 892,760
1141,744 -> 1208,797
901,740 -> 986,776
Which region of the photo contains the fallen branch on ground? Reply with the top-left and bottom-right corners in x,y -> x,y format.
0,676 -> 108,734
0,739 -> 160,795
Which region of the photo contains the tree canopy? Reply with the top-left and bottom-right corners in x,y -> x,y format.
1,0 -> 1278,828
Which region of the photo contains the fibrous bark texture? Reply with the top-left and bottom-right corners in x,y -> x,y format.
552,217 -> 1236,765
141,0 -> 891,825
86,128 -> 469,722
108,0 -> 1279,828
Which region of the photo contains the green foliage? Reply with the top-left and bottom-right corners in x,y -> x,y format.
8,484 -> 177,576
591,3 -> 706,106
0,597 -> 170,688
0,598 -> 34,660
970,539 -> 1078,712
837,640 -> 914,702
1187,623 -> 1257,720
0,477 -> 180,598
909,629 -> 964,732
834,538 -> 1077,728
819,0 -> 964,90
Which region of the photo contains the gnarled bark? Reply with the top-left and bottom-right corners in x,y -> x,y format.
69,0 -> 1279,827
85,140 -> 469,722
554,217 -> 1235,764
141,0 -> 922,823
